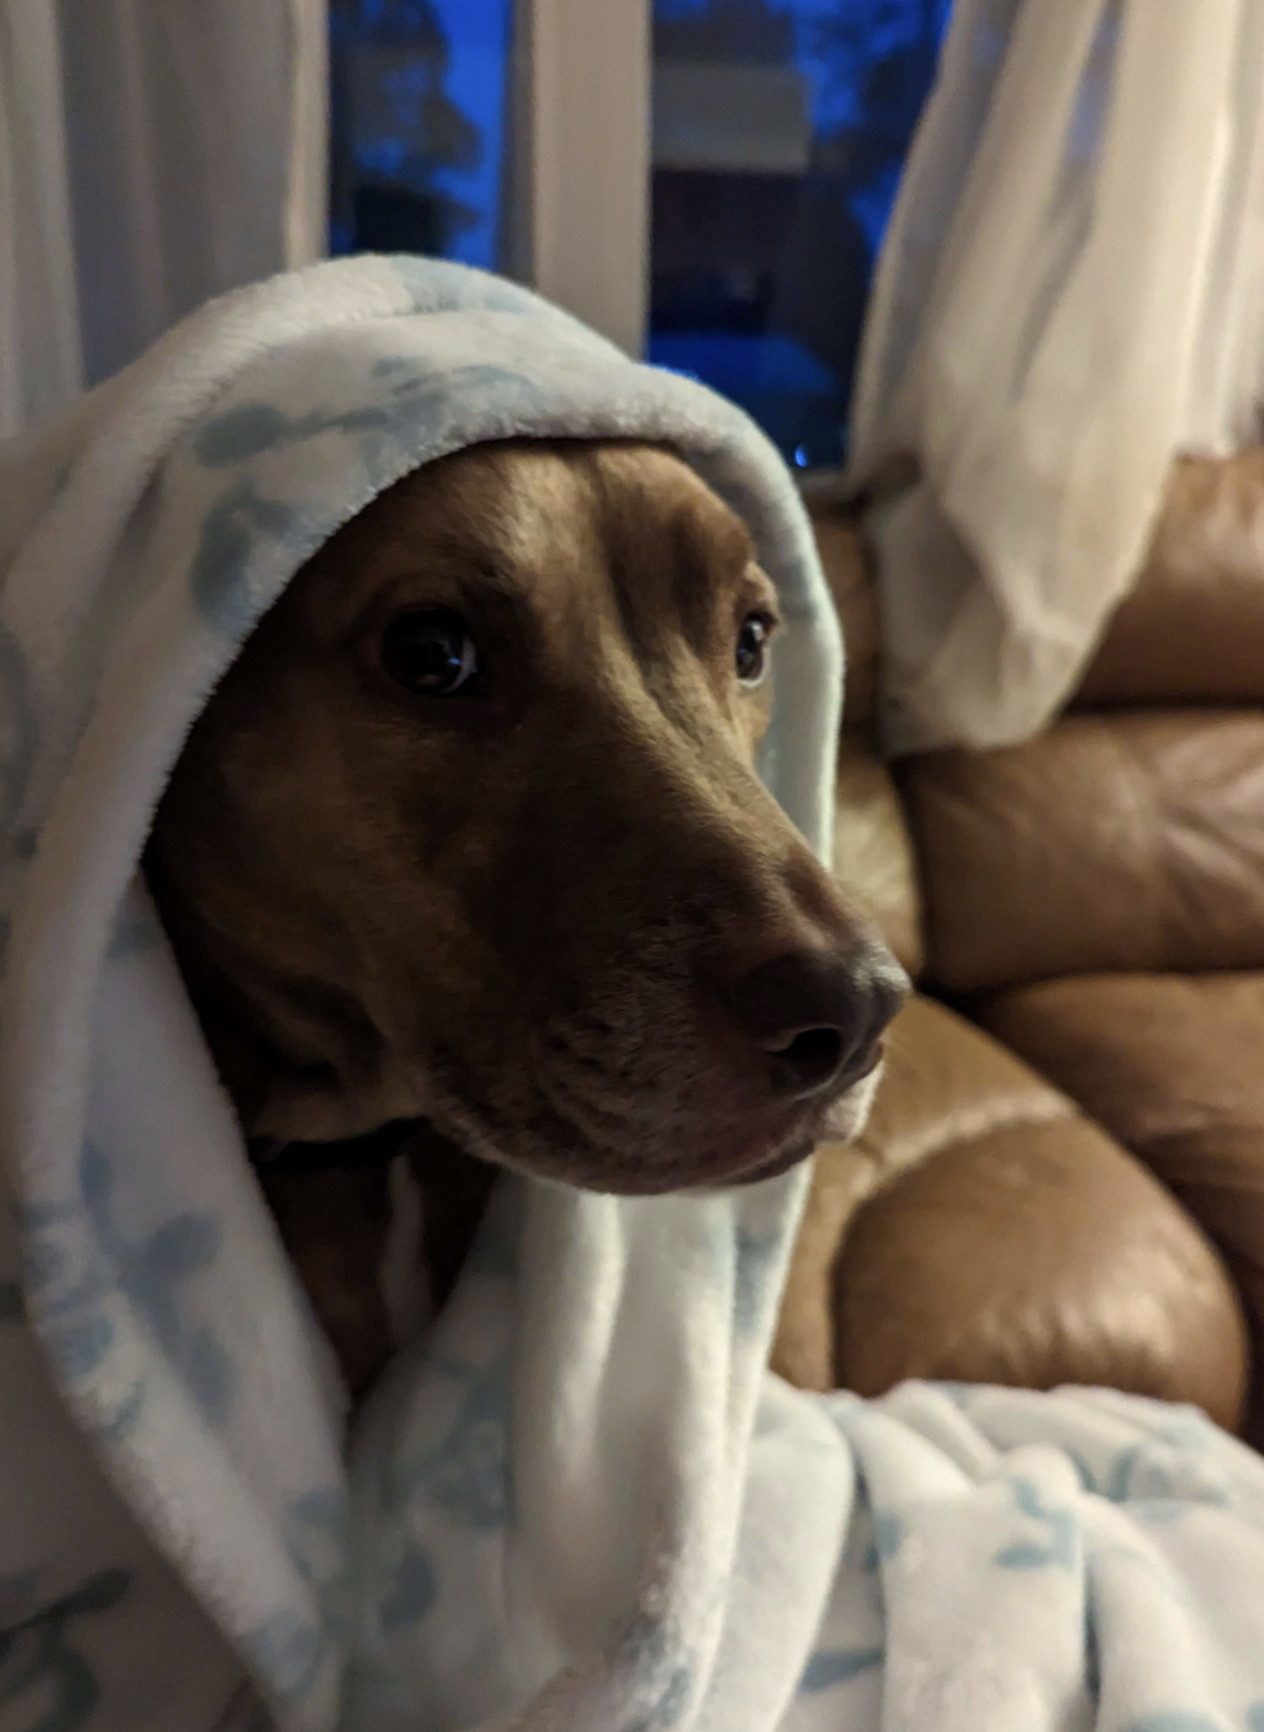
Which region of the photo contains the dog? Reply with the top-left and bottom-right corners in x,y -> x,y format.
146,438 -> 907,1395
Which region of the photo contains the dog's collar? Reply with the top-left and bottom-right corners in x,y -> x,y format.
248,1117 -> 422,1175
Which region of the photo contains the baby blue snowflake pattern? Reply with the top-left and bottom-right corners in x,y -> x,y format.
732,1226 -> 783,1337
191,362 -> 544,472
995,1477 -> 1078,1571
799,1645 -> 884,1693
379,1547 -> 437,1632
383,1350 -> 512,1532
621,1664 -> 692,1732
241,1609 -> 325,1706
188,361 -> 550,637
236,1492 -> 352,1711
189,482 -> 303,638
283,1488 -> 354,1643
81,1141 -> 231,1423
1062,1406 -> 1232,1501
0,1566 -> 131,1732
389,255 -> 548,319
866,1510 -> 905,1570
1070,1433 -> 1232,1520
25,1142 -> 232,1431
617,1614 -> 694,1732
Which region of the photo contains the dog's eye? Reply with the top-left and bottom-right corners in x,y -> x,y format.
735,612 -> 773,686
381,609 -> 480,696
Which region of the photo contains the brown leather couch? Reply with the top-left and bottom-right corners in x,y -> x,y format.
774,453 -> 1264,1450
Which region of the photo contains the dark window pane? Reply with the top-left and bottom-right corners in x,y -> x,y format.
329,0 -> 513,269
650,0 -> 953,470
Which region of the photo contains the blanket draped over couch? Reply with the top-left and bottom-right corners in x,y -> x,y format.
0,255 -> 1262,1732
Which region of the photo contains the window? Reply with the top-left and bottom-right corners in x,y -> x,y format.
651,0 -> 952,469
328,0 -> 951,470
329,0 -> 514,269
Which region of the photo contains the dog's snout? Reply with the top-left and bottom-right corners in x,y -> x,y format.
727,944 -> 908,1102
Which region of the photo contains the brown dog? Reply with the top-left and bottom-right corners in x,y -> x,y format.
146,439 -> 906,1393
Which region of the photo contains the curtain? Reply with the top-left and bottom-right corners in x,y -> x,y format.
846,0 -> 1264,755
0,0 -> 328,442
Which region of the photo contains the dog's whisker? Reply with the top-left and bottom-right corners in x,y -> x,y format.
532,1068 -> 645,1149
533,1023 -> 649,1086
534,1041 -> 682,1128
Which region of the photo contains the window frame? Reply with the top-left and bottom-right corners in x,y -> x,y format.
504,0 -> 862,492
507,0 -> 652,356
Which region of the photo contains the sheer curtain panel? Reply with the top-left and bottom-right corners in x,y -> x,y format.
0,0 -> 328,439
848,0 -> 1264,753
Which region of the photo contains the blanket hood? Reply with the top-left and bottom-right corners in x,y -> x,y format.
0,255 -> 842,1730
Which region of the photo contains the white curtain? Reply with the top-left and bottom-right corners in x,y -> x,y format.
847,0 -> 1264,755
0,0 -> 328,441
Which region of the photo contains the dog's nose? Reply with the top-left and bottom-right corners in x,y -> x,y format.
727,944 -> 908,1101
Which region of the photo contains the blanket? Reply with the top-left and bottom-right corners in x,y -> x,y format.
0,254 -> 1262,1732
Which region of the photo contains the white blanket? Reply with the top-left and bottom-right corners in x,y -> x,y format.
0,255 -> 1262,1732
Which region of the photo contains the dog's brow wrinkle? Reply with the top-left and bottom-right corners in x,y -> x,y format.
466,559 -> 523,596
412,545 -> 525,600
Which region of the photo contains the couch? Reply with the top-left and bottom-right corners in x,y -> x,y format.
774,452 -> 1264,1450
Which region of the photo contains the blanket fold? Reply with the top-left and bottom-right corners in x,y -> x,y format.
0,255 -> 1262,1732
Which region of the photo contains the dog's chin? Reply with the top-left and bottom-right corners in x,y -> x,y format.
241,1053 -> 887,1201
485,1058 -> 889,1198
676,1057 -> 886,1192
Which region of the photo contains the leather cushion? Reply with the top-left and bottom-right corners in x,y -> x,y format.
811,506 -> 878,727
979,971 -> 1264,1443
900,711 -> 1264,993
834,733 -> 923,978
775,993 -> 1071,1391
1078,452 -> 1264,706
834,1114 -> 1247,1433
773,995 -> 1247,1432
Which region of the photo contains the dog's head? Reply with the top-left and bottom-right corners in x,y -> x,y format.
147,440 -> 906,1193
